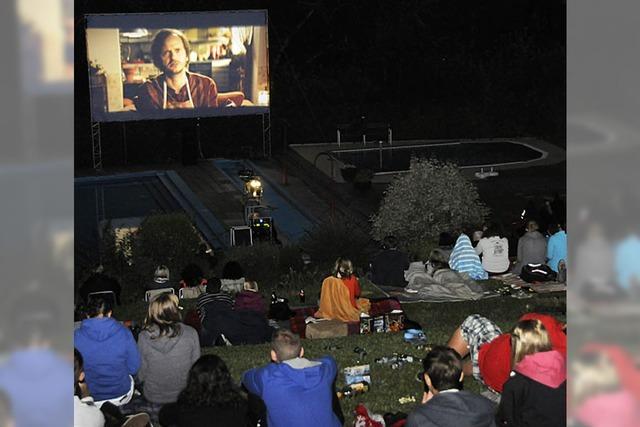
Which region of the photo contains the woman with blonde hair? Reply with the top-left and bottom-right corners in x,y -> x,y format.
496,319 -> 566,426
132,293 -> 200,423
315,257 -> 370,322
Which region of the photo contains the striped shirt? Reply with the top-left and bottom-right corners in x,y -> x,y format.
196,292 -> 234,322
449,234 -> 489,280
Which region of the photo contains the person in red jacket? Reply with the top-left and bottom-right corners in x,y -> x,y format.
334,258 -> 361,309
447,312 -> 566,394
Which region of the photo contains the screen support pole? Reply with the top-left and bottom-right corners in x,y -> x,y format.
262,112 -> 272,158
91,121 -> 103,171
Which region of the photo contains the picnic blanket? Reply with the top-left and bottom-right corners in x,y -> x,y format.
379,271 -> 566,303
403,264 -> 486,302
495,273 -> 567,293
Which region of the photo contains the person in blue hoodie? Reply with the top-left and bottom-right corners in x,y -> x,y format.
242,329 -> 342,427
74,297 -> 140,406
546,223 -> 567,273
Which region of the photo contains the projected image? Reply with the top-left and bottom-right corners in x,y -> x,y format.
86,12 -> 269,121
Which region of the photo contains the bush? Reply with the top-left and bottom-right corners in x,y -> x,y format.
219,242 -> 286,288
219,243 -> 324,301
371,158 -> 489,249
122,213 -> 202,300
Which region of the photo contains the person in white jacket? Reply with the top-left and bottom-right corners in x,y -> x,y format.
74,348 -> 105,427
475,225 -> 509,275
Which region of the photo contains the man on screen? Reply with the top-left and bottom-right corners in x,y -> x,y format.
134,29 -> 219,110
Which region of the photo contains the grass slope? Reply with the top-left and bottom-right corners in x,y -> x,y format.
115,293 -> 565,425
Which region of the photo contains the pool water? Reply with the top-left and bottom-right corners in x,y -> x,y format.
75,175 -> 182,266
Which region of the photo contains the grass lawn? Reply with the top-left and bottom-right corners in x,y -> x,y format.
114,292 -> 565,425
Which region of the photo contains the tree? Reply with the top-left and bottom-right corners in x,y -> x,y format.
371,158 -> 489,249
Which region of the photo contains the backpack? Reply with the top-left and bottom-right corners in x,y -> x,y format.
520,263 -> 557,283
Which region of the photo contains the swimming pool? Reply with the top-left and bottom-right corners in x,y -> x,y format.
330,140 -> 546,173
75,171 -> 228,267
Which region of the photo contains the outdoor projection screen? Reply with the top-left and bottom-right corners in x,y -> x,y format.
85,11 -> 269,122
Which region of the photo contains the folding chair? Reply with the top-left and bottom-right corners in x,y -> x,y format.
179,284 -> 207,299
144,287 -> 175,302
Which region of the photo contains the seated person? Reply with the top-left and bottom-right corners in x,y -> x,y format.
134,29 -> 219,111
146,265 -> 172,291
334,258 -> 369,311
475,224 -> 510,275
547,222 -> 567,273
449,231 -> 488,280
179,263 -> 207,289
198,280 -> 271,346
512,220 -> 547,275
74,298 -> 140,406
234,280 -> 267,317
220,261 -> 245,294
242,330 -> 343,427
369,236 -> 410,287
159,355 -> 248,427
407,346 -> 496,427
196,279 -> 234,324
446,313 -> 566,394
496,319 -> 566,427
404,249 -> 485,301
74,348 -> 106,427
133,294 -> 200,424
315,258 -> 370,322
80,266 -> 122,305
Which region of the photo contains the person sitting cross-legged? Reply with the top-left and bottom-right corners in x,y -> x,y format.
407,346 -> 496,427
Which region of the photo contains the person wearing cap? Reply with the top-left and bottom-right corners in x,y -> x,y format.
146,265 -> 172,291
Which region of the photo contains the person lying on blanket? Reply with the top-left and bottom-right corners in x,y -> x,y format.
404,249 -> 485,301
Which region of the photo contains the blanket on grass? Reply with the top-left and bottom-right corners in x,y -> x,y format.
495,273 -> 567,293
381,272 -> 566,303
403,262 -> 486,302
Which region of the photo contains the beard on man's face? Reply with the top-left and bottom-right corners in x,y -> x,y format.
163,59 -> 187,75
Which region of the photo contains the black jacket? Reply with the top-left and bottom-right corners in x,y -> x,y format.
407,390 -> 497,427
496,373 -> 566,427
159,402 -> 249,427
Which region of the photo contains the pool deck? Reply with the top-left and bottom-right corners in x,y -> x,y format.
289,137 -> 565,183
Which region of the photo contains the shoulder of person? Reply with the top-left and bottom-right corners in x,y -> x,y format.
189,72 -> 216,85
181,323 -> 199,336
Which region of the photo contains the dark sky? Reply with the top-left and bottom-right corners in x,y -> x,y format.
75,0 -> 565,166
